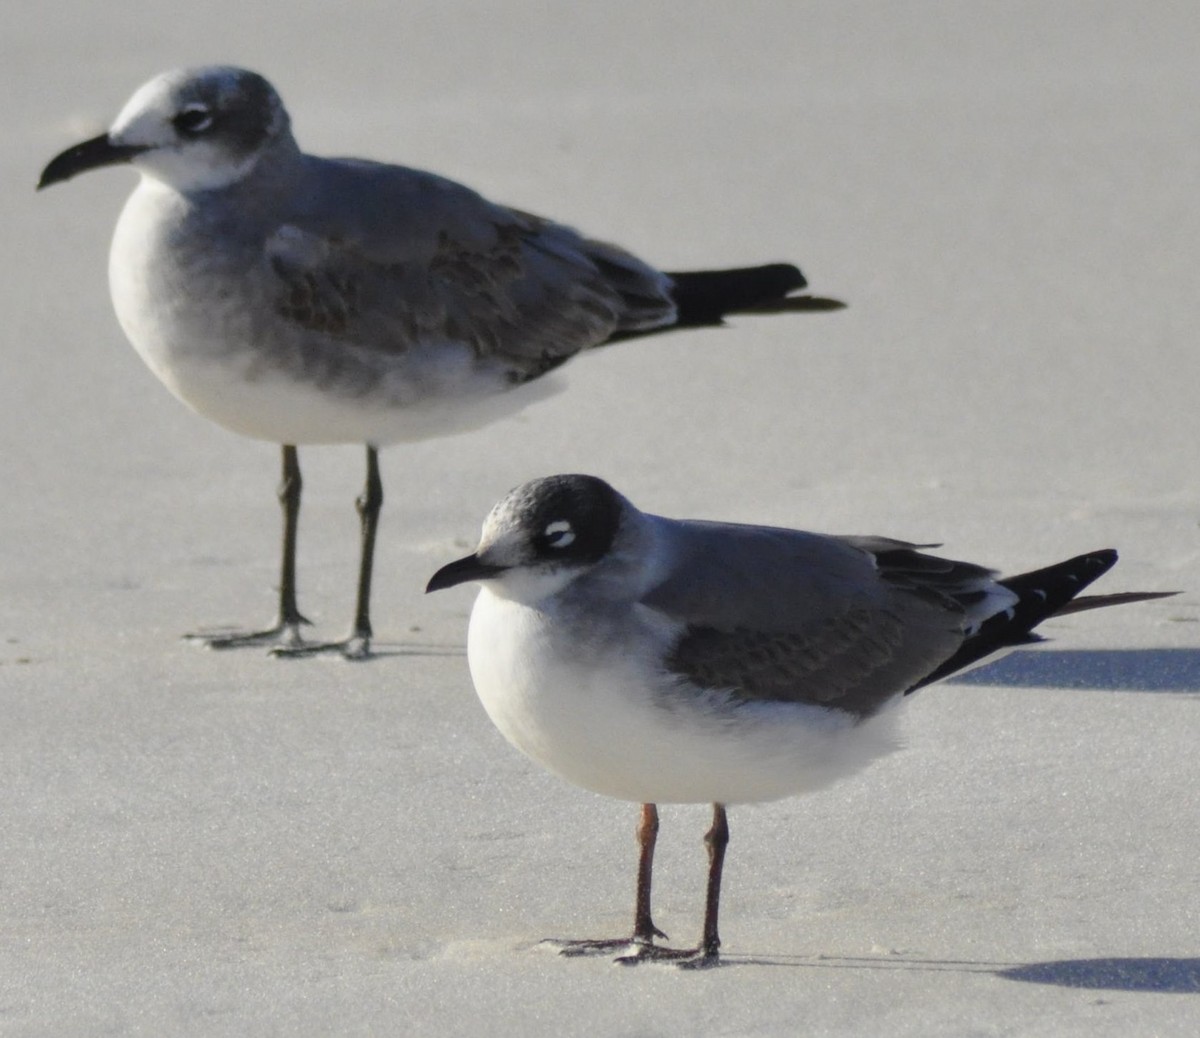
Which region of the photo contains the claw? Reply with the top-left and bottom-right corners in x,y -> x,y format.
270,632 -> 372,660
613,944 -> 720,969
185,618 -> 311,651
540,937 -> 638,958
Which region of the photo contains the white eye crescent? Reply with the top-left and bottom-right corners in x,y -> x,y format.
544,520 -> 575,548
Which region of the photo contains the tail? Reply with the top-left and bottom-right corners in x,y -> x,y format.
910,550 -> 1177,691
668,264 -> 845,325
605,263 -> 844,343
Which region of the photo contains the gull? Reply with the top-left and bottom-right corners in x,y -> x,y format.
37,66 -> 842,659
426,474 -> 1173,967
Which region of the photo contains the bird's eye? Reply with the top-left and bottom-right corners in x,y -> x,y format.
173,106 -> 214,135
542,520 -> 576,549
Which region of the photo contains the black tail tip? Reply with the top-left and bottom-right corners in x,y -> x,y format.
761,262 -> 807,294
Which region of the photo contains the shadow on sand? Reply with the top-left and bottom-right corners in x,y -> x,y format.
943,647 -> 1200,693
341,646 -> 1200,679
997,957 -> 1200,993
715,953 -> 1200,992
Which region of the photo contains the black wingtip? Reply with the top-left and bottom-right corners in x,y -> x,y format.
665,263 -> 825,326
1002,549 -> 1119,611
909,547 -> 1170,692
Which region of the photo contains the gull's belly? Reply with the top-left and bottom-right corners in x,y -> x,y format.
108,185 -> 559,446
466,590 -> 903,805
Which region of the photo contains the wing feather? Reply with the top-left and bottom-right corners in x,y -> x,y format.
642,521 -> 973,717
262,159 -> 675,380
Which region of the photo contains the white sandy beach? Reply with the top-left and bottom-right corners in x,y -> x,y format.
2,2 -> 1198,1034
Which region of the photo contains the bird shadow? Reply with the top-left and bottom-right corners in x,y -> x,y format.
942,648 -> 1200,693
366,641 -> 466,659
363,645 -> 1200,678
716,953 -> 1200,992
179,630 -> 465,661
368,647 -> 1199,681
997,957 -> 1200,992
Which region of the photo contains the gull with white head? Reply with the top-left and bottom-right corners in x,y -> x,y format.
39,67 -> 842,658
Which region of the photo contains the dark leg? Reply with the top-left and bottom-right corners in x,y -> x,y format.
633,804 -> 669,944
277,444 -> 307,633
696,803 -> 729,963
349,445 -> 383,653
614,803 -> 728,968
273,445 -> 381,660
187,444 -> 313,650
543,803 -> 669,957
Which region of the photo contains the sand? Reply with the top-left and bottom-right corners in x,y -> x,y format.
2,2 -> 1198,1034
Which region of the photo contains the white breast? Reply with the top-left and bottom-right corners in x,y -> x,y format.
466,587 -> 905,806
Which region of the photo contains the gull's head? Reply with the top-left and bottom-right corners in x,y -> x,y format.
427,475 -> 630,604
38,66 -> 293,194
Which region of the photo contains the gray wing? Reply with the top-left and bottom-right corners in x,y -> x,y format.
263,157 -> 675,379
642,521 -> 981,717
